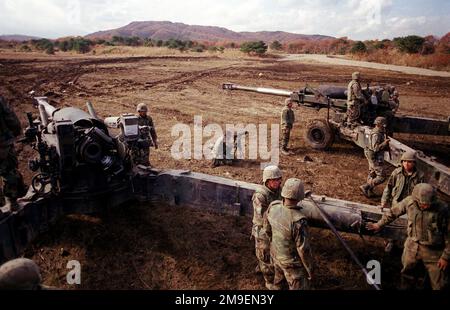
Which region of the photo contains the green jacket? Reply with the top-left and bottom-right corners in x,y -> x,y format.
381,167 -> 424,206
252,185 -> 280,238
377,196 -> 449,261
263,200 -> 313,277
0,96 -> 21,146
281,107 -> 295,128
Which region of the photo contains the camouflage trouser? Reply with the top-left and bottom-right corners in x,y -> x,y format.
346,103 -> 361,124
132,147 -> 150,166
401,239 -> 448,290
0,144 -> 26,199
364,150 -> 386,187
281,126 -> 292,150
255,237 -> 274,287
272,262 -> 310,290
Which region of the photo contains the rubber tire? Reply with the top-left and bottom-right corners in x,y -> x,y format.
305,119 -> 335,150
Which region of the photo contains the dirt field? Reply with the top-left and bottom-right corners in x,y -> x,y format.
1,51 -> 449,290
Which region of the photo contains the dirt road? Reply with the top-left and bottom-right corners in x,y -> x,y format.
1,52 -> 449,289
283,54 -> 450,77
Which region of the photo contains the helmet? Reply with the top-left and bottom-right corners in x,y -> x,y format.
352,72 -> 361,80
412,183 -> 435,205
285,98 -> 293,106
374,117 -> 387,126
136,103 -> 148,113
281,178 -> 305,201
0,258 -> 42,290
401,150 -> 416,162
263,165 -> 282,183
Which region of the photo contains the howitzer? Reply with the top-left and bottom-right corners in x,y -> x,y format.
0,99 -> 409,284
222,83 -> 450,198
21,97 -> 132,202
1,168 -> 406,264
222,83 -> 450,137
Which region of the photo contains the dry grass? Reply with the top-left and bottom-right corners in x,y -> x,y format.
353,49 -> 450,71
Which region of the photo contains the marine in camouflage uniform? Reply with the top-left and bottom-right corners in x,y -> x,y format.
0,96 -> 26,212
346,72 -> 366,126
381,150 -> 424,209
360,117 -> 390,198
280,99 -> 295,154
252,165 -> 282,289
263,178 -> 313,290
368,184 -> 449,290
133,103 -> 158,166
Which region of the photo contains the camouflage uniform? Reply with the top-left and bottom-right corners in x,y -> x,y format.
346,72 -> 365,125
376,184 -> 449,290
280,99 -> 295,151
360,118 -> 389,197
132,103 -> 157,166
252,166 -> 282,289
0,96 -> 25,210
263,178 -> 313,290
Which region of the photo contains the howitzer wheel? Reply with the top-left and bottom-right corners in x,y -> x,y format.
305,119 -> 335,150
31,173 -> 52,194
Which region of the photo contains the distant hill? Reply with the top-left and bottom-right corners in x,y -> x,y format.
86,21 -> 333,42
0,35 -> 41,42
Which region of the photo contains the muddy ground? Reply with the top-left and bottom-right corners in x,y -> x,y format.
1,52 -> 449,289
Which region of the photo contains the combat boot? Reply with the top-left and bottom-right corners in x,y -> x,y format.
359,184 -> 372,198
281,148 -> 290,156
4,197 -> 19,212
0,208 -> 10,220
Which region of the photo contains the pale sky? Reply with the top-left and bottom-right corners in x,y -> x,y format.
0,0 -> 449,40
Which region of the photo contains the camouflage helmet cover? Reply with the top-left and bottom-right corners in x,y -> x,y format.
136,103 -> 148,113
263,165 -> 282,183
401,150 -> 416,162
281,178 -> 305,201
352,72 -> 361,80
374,116 -> 387,126
412,183 -> 435,205
0,258 -> 42,290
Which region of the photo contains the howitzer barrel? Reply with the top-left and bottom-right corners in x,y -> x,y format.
223,83 -> 293,97
35,97 -> 56,118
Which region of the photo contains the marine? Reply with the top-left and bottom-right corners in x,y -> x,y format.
263,178 -> 314,290
251,165 -> 282,289
280,99 -> 295,155
133,103 -> 158,166
368,183 -> 449,290
346,72 -> 367,126
360,117 -> 390,198
381,150 -> 424,209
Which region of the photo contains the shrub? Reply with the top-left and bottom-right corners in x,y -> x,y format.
240,41 -> 268,55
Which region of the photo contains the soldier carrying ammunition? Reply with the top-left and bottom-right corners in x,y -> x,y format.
280,98 -> 295,155
133,103 -> 158,166
263,178 -> 314,290
367,183 -> 449,290
360,117 -> 390,198
346,72 -> 367,127
0,96 -> 26,214
252,165 -> 282,289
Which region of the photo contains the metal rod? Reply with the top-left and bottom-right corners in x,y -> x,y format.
86,101 -> 99,119
307,196 -> 382,290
